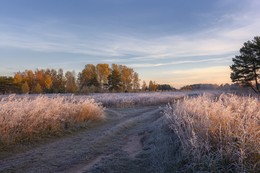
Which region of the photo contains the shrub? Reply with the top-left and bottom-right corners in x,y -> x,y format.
164,94 -> 260,172
0,94 -> 104,146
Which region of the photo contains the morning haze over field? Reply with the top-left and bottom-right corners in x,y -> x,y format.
0,0 -> 260,87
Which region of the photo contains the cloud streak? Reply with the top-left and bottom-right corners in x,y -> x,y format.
0,0 -> 259,87
1,7 -> 259,63
1,7 -> 259,61
129,57 -> 232,68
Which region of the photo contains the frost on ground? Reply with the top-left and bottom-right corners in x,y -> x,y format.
164,94 -> 260,172
0,106 -> 178,173
0,92 -> 234,173
0,91 -> 210,148
0,95 -> 104,147
82,91 -> 216,107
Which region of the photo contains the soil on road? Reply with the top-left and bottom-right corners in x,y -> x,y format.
0,106 -> 180,173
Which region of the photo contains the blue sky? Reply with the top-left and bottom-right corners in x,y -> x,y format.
0,0 -> 260,87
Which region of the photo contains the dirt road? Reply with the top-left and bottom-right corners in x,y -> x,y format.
0,106 -> 180,173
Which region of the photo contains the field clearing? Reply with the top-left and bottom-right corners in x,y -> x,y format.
0,91 -> 211,147
164,94 -> 260,172
1,91 -> 259,172
0,90 -> 220,107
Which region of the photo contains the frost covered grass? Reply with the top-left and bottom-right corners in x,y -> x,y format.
89,92 -> 182,107
0,95 -> 104,147
164,94 -> 260,172
86,91 -> 212,108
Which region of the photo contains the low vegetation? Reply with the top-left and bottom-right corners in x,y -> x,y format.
0,94 -> 104,147
164,94 -> 260,172
83,91 -> 209,108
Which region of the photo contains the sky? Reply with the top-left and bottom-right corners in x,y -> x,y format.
0,0 -> 260,88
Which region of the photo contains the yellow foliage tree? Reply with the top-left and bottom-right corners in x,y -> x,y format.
13,73 -> 23,84
97,64 -> 110,88
33,83 -> 43,94
21,82 -> 30,94
44,75 -> 52,90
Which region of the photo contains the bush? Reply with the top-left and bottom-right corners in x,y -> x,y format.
164,94 -> 260,172
0,94 -> 104,146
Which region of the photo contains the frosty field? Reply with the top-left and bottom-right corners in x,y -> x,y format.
0,91 -> 259,173
0,95 -> 104,147
165,94 -> 260,172
0,91 -> 204,147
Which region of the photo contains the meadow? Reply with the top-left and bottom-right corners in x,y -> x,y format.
0,94 -> 104,147
0,91 -> 259,172
0,91 -> 207,147
164,94 -> 260,172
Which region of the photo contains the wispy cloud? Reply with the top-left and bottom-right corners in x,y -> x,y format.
0,0 -> 259,86
0,8 -> 259,63
129,57 -> 232,68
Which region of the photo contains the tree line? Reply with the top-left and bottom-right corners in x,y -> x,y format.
0,63 -> 177,94
3,34 -> 258,95
78,64 -> 140,93
0,64 -> 143,94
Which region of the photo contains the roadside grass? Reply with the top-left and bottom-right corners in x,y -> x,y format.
0,94 -> 104,147
164,94 -> 260,172
0,91 -> 203,148
85,91 -> 214,108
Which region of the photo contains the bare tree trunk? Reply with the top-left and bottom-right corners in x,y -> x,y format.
253,62 -> 259,93
249,83 -> 258,94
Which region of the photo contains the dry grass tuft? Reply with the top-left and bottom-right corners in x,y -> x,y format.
0,94 -> 104,146
164,94 -> 260,172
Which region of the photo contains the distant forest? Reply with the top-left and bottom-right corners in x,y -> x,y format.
0,63 -> 175,94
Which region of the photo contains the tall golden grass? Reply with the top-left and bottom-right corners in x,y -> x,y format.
0,95 -> 104,146
164,94 -> 260,172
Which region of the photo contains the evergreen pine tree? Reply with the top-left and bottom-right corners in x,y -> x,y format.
230,36 -> 260,93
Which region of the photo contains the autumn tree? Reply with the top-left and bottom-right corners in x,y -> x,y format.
65,71 -> 77,93
230,36 -> 260,93
13,73 -> 23,92
121,66 -> 134,92
35,69 -> 45,89
21,82 -> 30,94
33,83 -> 42,94
13,73 -> 23,84
111,64 -> 120,72
96,64 -> 110,90
44,70 -> 53,92
111,64 -> 140,92
132,72 -> 140,91
78,64 -> 99,93
149,80 -> 157,91
51,69 -> 65,93
24,70 -> 35,92
141,81 -> 147,91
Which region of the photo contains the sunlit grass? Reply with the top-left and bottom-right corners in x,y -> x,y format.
0,95 -> 104,146
164,94 -> 260,172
